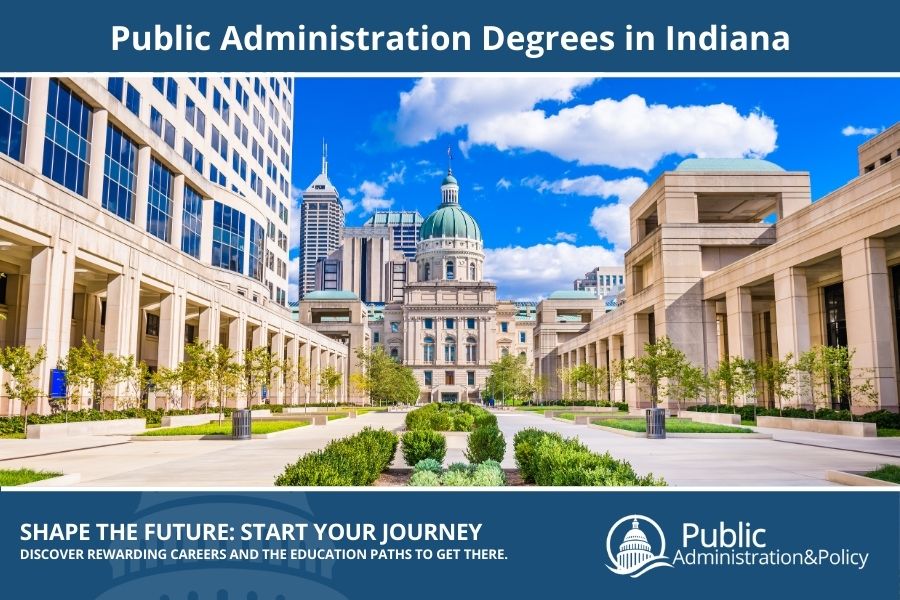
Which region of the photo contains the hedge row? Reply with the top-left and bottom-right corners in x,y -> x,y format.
405,402 -> 497,432
523,400 -> 630,411
274,427 -> 398,486
0,407 -> 233,435
512,428 -> 665,486
687,405 -> 900,429
401,430 -> 447,466
409,460 -> 506,487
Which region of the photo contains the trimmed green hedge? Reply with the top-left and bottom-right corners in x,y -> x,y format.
405,403 -> 496,432
409,460 -> 506,487
274,427 -> 398,486
465,425 -> 505,463
687,405 -> 900,429
0,407 -> 236,435
401,430 -> 446,466
523,400 -> 630,411
512,428 -> 665,486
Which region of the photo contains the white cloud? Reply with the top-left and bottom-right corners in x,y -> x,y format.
395,77 -> 593,145
385,162 -> 406,185
523,174 -> 648,204
484,243 -> 622,300
396,79 -> 778,172
341,198 -> 357,213
355,180 -> 394,214
472,183 -> 484,192
496,177 -> 512,190
590,203 -> 632,250
841,125 -> 882,137
550,231 -> 578,243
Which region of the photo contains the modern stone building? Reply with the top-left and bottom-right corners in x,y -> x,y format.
298,150 -> 344,299
0,77 -> 348,414
363,210 -> 423,260
550,126 -> 900,413
574,266 -> 625,297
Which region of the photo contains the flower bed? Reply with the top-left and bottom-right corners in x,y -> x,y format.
512,428 -> 665,486
405,402 -> 496,432
274,428 -> 398,486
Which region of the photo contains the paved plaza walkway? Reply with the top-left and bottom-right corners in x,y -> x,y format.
1,410 -> 898,487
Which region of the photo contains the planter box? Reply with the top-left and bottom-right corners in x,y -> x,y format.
681,411 -> 741,426
160,414 -> 218,427
26,418 -> 147,439
756,416 -> 876,437
826,470 -> 899,487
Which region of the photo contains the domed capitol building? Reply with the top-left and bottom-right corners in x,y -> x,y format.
615,519 -> 655,570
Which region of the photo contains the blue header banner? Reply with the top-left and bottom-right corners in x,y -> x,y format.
1,489 -> 897,599
2,0 -> 899,72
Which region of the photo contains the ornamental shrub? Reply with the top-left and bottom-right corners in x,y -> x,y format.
465,425 -> 505,464
275,427 -> 398,486
512,428 -> 559,483
447,462 -> 471,473
402,402 -> 493,432
440,469 -> 472,487
413,458 -> 443,474
470,461 -> 505,486
409,470 -> 441,487
401,430 -> 446,466
452,412 -> 475,431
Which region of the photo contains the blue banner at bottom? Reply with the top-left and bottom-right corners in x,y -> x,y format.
0,490 -> 897,599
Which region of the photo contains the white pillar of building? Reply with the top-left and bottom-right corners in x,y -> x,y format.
774,267 -> 812,407
271,330 -> 285,404
104,268 -> 141,359
133,145 -> 152,229
24,244 -> 75,414
841,238 -> 899,411
227,313 -> 247,364
287,337 -> 300,405
85,109 -> 109,206
157,289 -> 186,370
23,78 -> 49,172
726,287 -> 755,360
199,199 -> 214,264
303,340 -> 313,404
198,303 -> 220,346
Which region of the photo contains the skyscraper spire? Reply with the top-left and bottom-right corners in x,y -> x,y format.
322,138 -> 328,176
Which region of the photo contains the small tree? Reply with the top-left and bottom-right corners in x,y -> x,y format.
669,361 -> 704,412
757,354 -> 795,416
319,366 -> 342,405
242,346 -> 271,406
210,344 -> 242,422
152,365 -> 185,411
64,337 -> 123,410
486,353 -> 537,405
182,341 -> 214,410
354,346 -> 419,406
297,355 -> 313,405
281,356 -> 297,406
0,345 -> 46,437
626,337 -> 687,408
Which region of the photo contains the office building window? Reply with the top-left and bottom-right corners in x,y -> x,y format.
519,331 -> 526,343
444,337 -> 457,362
249,219 -> 265,282
185,323 -> 196,344
43,79 -> 91,196
153,77 -> 178,107
182,139 -> 203,173
424,370 -> 432,386
424,318 -> 433,330
212,201 -> 245,273
500,321 -> 509,333
211,126 -> 228,161
0,78 -> 28,162
108,77 -> 124,100
181,185 -> 203,259
189,76 -> 207,97
466,318 -> 476,329
185,96 -> 206,136
125,84 -> 141,116
445,371 -> 455,385
390,347 -> 399,359
469,262 -> 476,280
445,318 -> 455,330
446,260 -> 455,280
146,158 -> 174,242
213,88 -> 230,123
373,332 -> 380,344
423,337 -> 435,363
467,371 -> 475,386
102,124 -> 137,222
390,322 -> 399,333
145,313 -> 160,337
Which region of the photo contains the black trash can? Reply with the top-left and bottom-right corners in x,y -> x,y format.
645,407 -> 666,439
232,409 -> 252,440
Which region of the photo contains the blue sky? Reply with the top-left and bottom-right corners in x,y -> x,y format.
289,77 -> 900,300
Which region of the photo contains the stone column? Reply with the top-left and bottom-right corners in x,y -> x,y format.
200,199 -> 214,264
198,304 -> 220,346
609,334 -> 624,405
774,267 -> 811,407
24,244 -> 75,414
157,289 -> 186,370
841,239 -> 898,412
286,337 -> 300,405
227,313 -> 247,364
133,145 -> 152,230
23,78 -> 49,172
726,287 -> 755,360
103,268 -> 140,359
85,109 -> 109,206
302,340 -> 313,404
271,330 -> 285,404
170,174 -> 185,252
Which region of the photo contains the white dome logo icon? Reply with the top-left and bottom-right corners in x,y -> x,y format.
606,515 -> 674,578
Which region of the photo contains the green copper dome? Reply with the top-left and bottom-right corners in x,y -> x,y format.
442,173 -> 458,186
420,204 -> 481,241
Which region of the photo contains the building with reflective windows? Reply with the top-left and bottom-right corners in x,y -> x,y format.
0,77 -> 348,414
298,152 -> 344,299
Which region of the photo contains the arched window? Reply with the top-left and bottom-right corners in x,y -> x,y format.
446,260 -> 455,280
423,336 -> 435,363
423,263 -> 430,281
519,351 -> 527,360
444,337 -> 457,362
390,347 -> 399,360
465,337 -> 478,363
469,262 -> 476,280
501,347 -> 510,358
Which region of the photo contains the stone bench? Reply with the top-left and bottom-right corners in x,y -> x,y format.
680,411 -> 741,426
756,416 -> 876,437
26,418 -> 147,439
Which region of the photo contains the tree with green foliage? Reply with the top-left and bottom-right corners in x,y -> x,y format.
152,364 -> 185,411
182,340 -> 214,410
319,365 -> 343,405
353,346 -> 419,405
626,337 -> 688,407
757,354 -> 795,416
62,337 -> 130,410
296,355 -> 313,405
242,346 -> 273,406
281,356 -> 296,405
210,344 -> 242,422
668,361 -> 704,411
0,345 -> 46,437
486,353 -> 537,405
